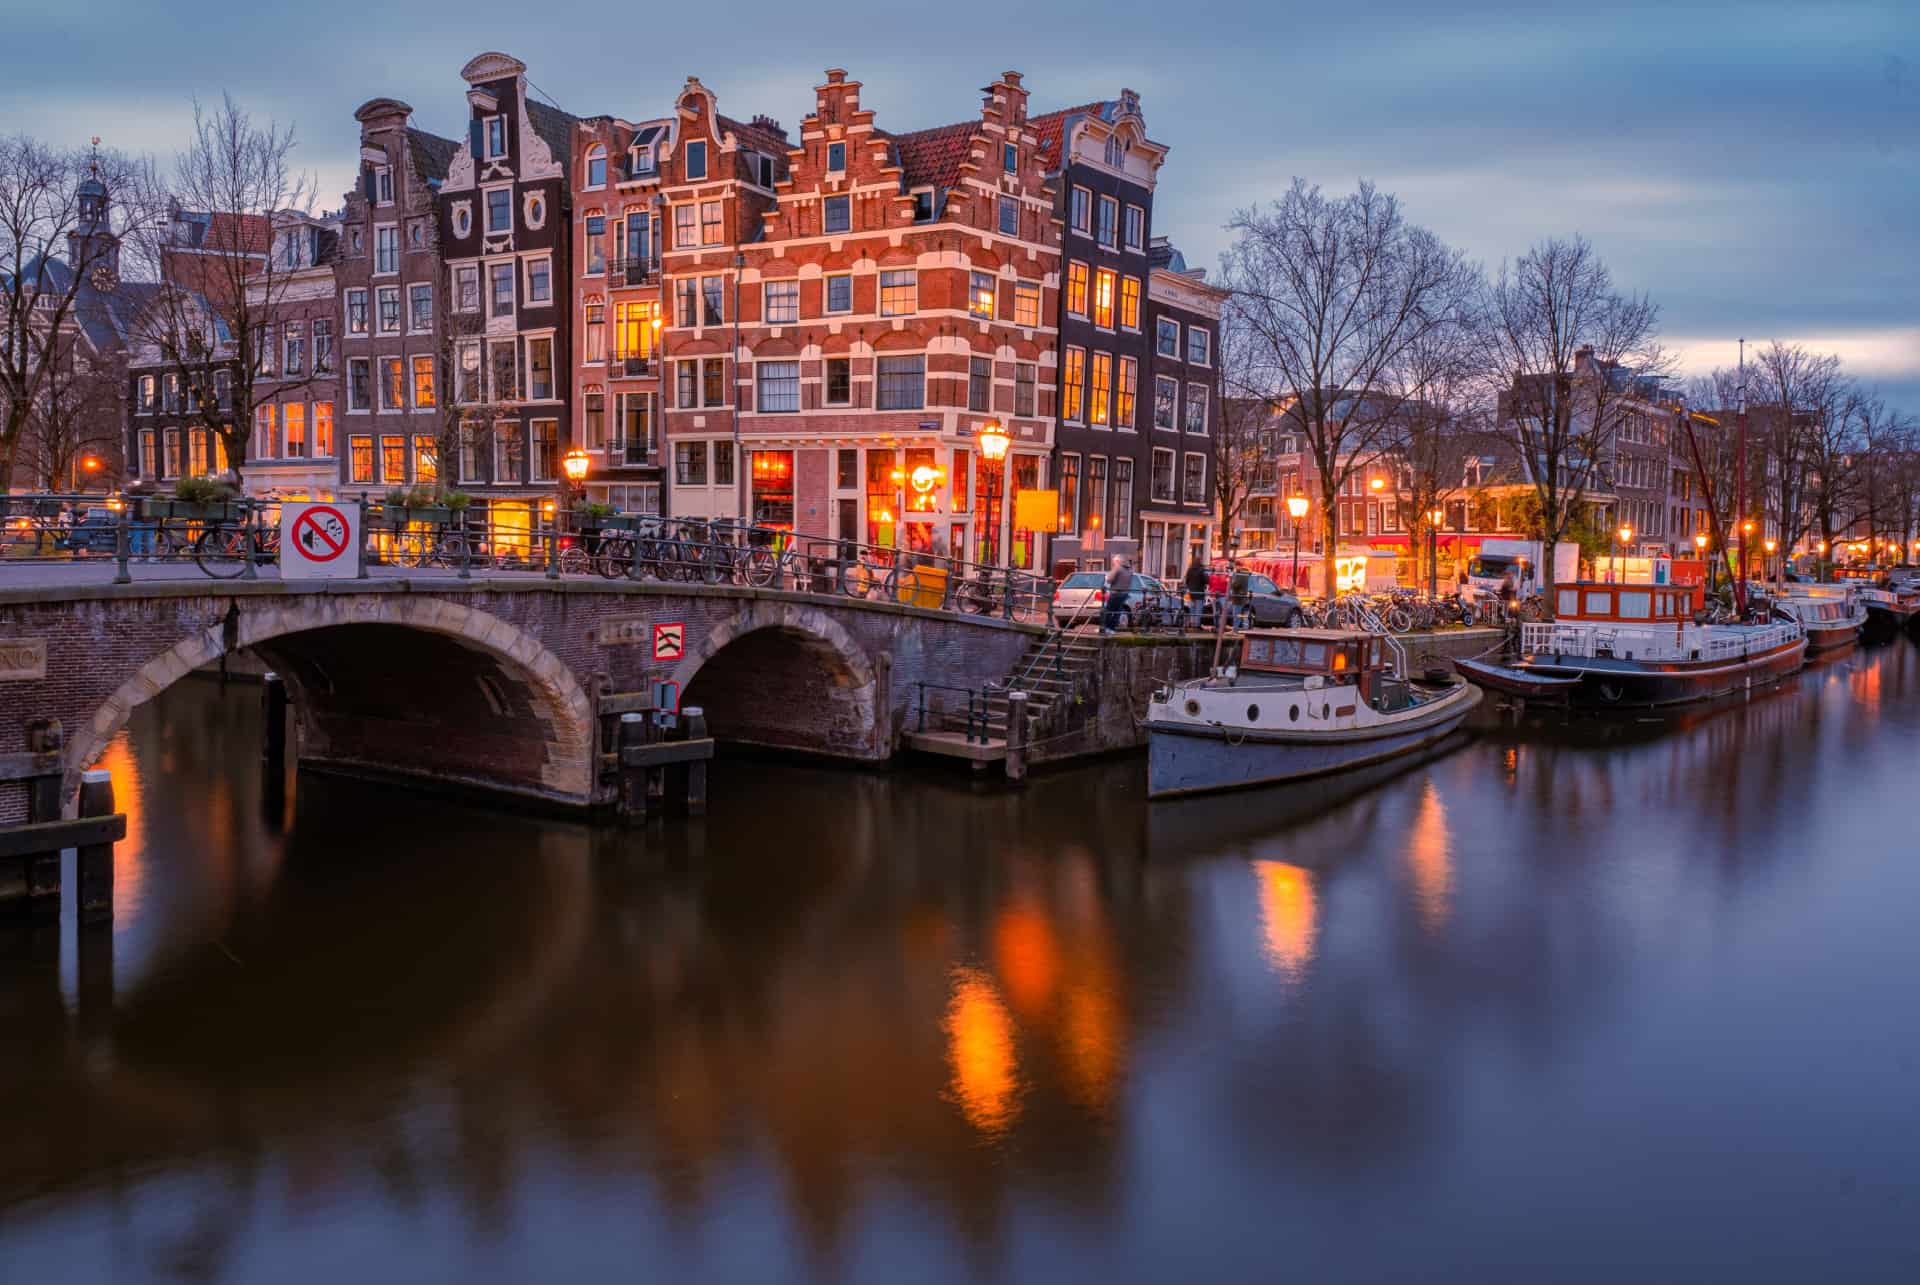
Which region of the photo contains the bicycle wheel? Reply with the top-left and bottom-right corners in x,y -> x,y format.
559,544 -> 592,576
194,526 -> 248,578
742,546 -> 779,587
1386,606 -> 1413,633
394,530 -> 427,568
843,562 -> 877,598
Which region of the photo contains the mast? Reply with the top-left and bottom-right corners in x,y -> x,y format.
1735,338 -> 1749,616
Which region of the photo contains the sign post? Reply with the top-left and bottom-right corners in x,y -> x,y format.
280,501 -> 361,580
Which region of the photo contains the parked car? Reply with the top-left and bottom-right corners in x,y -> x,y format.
1051,570 -> 1180,628
61,510 -> 120,555
1219,568 -> 1305,627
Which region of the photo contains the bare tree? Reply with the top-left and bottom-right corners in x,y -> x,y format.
19,339 -> 125,489
122,95 -> 312,488
1,136 -> 132,489
1800,372 -> 1863,566
1850,395 -> 1919,555
1480,235 -> 1669,608
1220,179 -> 1479,596
1211,311 -> 1272,565
1745,340 -> 1842,562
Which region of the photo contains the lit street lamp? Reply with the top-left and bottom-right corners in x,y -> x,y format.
1763,537 -> 1777,586
1695,531 -> 1711,597
1427,506 -> 1445,599
1286,494 -> 1310,594
976,419 -> 1010,568
1613,525 -> 1632,583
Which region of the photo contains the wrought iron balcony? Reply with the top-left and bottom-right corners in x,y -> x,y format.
618,258 -> 659,288
618,355 -> 655,379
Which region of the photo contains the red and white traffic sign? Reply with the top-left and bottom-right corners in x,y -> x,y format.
280,501 -> 361,579
652,621 -> 685,661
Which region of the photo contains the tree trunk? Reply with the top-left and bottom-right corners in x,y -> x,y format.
1319,505 -> 1339,601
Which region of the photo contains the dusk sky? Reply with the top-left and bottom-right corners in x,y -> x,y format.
9,0 -> 1915,409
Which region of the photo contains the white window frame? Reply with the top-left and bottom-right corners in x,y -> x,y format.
376,285 -> 401,335
585,144 -> 607,189
409,283 -> 433,332
484,115 -> 507,159
525,332 -> 558,401
1124,204 -> 1145,251
524,254 -> 553,307
487,259 -> 515,320
764,279 -> 800,325
683,139 -> 707,180
374,165 -> 394,206
825,273 -> 853,314
482,184 -> 513,235
1069,185 -> 1091,235
374,223 -> 399,275
1187,325 -> 1212,367
345,288 -> 369,336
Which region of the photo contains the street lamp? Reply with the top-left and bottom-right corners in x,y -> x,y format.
562,446 -> 590,500
1286,493 -> 1310,594
1427,506 -> 1445,599
976,419 -> 1010,569
1695,531 -> 1711,596
1764,537 -> 1777,586
1614,525 -> 1632,583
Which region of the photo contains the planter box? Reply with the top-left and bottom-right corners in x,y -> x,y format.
591,513 -> 642,532
140,498 -> 241,522
385,506 -> 455,526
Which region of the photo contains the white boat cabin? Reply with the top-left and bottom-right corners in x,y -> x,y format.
1524,582 -> 1799,663
1548,582 -> 1702,625
1237,629 -> 1416,712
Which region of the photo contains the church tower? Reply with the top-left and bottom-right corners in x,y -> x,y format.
67,141 -> 119,287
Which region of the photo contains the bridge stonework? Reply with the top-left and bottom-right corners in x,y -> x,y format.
0,580 -> 1040,820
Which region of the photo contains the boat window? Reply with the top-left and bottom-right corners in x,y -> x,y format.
1332,647 -> 1350,672
1301,642 -> 1327,668
1584,591 -> 1613,615
1370,639 -> 1382,666
1269,638 -> 1301,666
1619,591 -> 1651,619
1558,589 -> 1579,617
1245,638 -> 1271,664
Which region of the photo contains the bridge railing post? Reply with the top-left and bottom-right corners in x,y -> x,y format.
240,499 -> 259,580
545,504 -> 560,580
113,502 -> 131,585
458,507 -> 472,580
356,492 -> 371,579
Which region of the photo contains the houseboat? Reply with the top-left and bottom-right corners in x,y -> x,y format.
1510,583 -> 1805,708
1772,584 -> 1867,652
1832,567 -> 1920,635
1145,629 -> 1481,799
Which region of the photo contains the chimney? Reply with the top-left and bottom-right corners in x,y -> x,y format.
750,113 -> 786,139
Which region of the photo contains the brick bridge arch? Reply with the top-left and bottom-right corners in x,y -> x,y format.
64,595 -> 596,810
670,601 -> 887,759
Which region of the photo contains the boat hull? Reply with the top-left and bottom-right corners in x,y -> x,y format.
1515,637 -> 1806,708
1800,620 -> 1862,653
1146,685 -> 1480,799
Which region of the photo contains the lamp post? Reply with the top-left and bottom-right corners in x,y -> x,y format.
1694,531 -> 1710,597
1286,493 -> 1309,595
1740,519 -> 1755,583
976,418 -> 1010,569
1614,525 -> 1632,583
1763,537 -> 1777,587
1428,506 -> 1444,599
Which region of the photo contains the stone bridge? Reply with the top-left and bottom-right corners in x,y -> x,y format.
0,575 -> 1043,820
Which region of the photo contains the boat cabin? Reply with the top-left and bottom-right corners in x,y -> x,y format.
1237,629 -> 1414,711
1550,582 -> 1702,623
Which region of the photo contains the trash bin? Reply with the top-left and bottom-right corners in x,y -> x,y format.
896,564 -> 949,608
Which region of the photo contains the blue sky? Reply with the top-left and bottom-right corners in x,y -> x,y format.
9,0 -> 1914,409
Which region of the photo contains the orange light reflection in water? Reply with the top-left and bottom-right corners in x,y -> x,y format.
944,966 -> 1021,1137
992,904 -> 1059,1022
1253,861 -> 1317,979
1406,780 -> 1453,933
90,736 -> 145,923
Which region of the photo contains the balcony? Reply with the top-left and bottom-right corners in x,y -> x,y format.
607,440 -> 654,468
618,258 -> 659,288
616,355 -> 656,379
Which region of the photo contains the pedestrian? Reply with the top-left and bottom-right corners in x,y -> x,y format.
1229,561 -> 1252,629
1498,568 -> 1518,619
1183,555 -> 1209,630
1207,563 -> 1228,626
1101,556 -> 1134,634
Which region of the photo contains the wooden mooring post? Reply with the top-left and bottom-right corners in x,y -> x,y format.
1,720 -> 126,921
609,696 -> 717,825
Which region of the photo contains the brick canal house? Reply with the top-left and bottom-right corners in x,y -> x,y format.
568,110 -> 676,515
1139,238 -> 1224,578
659,69 -> 1062,570
242,209 -> 342,500
1030,92 -> 1165,574
334,97 -> 458,503
436,51 -> 581,556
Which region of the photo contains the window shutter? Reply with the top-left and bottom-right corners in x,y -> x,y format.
469,120 -> 484,157
362,167 -> 375,200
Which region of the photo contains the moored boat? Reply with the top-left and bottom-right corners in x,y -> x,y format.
1146,629 -> 1481,798
1832,567 -> 1920,636
1773,584 -> 1866,652
1511,582 -> 1806,708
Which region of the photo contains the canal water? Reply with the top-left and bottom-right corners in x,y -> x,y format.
5,641 -> 1920,1283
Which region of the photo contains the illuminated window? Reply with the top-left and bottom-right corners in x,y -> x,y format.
969,271 -> 995,319
1092,268 -> 1115,328
1116,357 -> 1137,428
879,269 -> 917,316
1119,275 -> 1140,329
412,355 -> 435,408
1089,353 -> 1112,426
1065,262 -> 1088,317
1062,346 -> 1085,422
1014,281 -> 1041,327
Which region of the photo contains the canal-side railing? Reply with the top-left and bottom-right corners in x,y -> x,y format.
915,682 -> 991,744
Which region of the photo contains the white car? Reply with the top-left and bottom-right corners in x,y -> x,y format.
1051,571 -> 1176,627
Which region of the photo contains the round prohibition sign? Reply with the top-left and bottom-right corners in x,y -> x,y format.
292,505 -> 351,562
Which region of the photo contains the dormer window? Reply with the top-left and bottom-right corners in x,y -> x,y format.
586,144 -> 607,188
826,141 -> 845,172
911,189 -> 935,222
484,116 -> 507,159
630,144 -> 655,176
753,153 -> 776,188
1104,135 -> 1124,167
684,140 -> 707,180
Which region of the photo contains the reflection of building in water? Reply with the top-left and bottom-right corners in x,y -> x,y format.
945,966 -> 1021,1136
1254,861 -> 1317,979
1406,780 -> 1453,933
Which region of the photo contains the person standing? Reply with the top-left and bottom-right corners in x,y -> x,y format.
1183,556 -> 1209,630
1101,556 -> 1134,634
1229,562 -> 1252,629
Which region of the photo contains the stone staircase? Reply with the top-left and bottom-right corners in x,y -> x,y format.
980,628 -> 1104,743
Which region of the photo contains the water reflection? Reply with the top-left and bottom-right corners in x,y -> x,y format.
3,643 -> 1919,1283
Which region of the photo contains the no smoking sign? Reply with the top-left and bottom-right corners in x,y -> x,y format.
280,501 -> 362,579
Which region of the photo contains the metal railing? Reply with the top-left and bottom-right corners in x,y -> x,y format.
1,492 -> 1058,624
915,681 -> 990,744
617,258 -> 658,287
1520,620 -> 1802,661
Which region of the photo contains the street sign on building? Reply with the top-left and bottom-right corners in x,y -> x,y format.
280,502 -> 360,580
